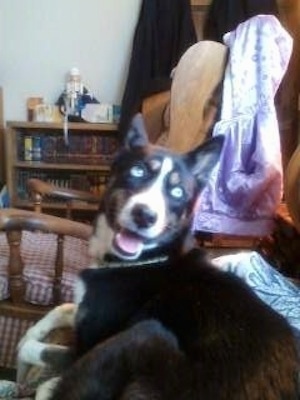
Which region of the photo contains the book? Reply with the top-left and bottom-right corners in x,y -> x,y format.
0,184 -> 9,207
41,134 -> 117,165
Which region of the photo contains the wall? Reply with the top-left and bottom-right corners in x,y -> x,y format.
0,0 -> 141,122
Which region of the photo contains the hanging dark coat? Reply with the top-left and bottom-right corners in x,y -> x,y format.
203,0 -> 279,42
118,0 -> 197,139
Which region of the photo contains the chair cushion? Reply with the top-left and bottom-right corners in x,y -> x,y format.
0,315 -> 33,368
0,231 -> 92,305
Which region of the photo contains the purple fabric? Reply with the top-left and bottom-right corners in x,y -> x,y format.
193,15 -> 293,236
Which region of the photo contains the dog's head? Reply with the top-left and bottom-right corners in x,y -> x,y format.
89,114 -> 223,262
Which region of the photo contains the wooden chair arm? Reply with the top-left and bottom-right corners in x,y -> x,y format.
0,208 -> 93,239
27,178 -> 100,213
284,144 -> 300,232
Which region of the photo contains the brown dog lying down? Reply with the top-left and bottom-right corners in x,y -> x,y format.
18,115 -> 299,399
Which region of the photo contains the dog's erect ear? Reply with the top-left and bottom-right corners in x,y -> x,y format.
184,135 -> 224,188
123,113 -> 149,149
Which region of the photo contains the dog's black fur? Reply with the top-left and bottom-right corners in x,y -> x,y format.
50,115 -> 299,399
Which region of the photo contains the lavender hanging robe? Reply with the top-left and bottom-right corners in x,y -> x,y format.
193,15 -> 293,236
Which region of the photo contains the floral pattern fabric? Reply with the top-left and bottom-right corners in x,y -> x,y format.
213,251 -> 300,332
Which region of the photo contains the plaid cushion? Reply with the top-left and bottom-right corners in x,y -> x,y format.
0,316 -> 34,368
0,231 -> 92,305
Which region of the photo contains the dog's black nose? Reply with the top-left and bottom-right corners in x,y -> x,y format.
132,204 -> 158,228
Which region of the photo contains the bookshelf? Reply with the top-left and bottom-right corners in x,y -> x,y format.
5,121 -> 119,216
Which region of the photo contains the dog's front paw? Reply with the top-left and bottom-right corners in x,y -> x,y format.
17,304 -> 77,383
18,303 -> 76,350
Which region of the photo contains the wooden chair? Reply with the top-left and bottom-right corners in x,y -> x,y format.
0,207 -> 93,368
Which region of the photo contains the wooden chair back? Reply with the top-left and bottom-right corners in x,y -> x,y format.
0,208 -> 92,321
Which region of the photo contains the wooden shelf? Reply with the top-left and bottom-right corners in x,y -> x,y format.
5,121 -> 118,217
6,120 -> 118,131
13,161 -> 111,172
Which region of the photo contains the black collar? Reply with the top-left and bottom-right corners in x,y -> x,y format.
96,254 -> 170,268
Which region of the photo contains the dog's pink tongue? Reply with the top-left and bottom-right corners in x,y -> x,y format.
115,231 -> 143,256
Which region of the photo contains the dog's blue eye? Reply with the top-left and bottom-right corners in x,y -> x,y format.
170,187 -> 184,198
130,165 -> 145,178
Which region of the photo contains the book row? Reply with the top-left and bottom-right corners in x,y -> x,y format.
17,133 -> 119,164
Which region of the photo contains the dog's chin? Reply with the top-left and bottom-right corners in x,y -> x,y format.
110,230 -> 157,261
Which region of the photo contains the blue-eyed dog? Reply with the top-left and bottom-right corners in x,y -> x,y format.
18,114 -> 299,400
